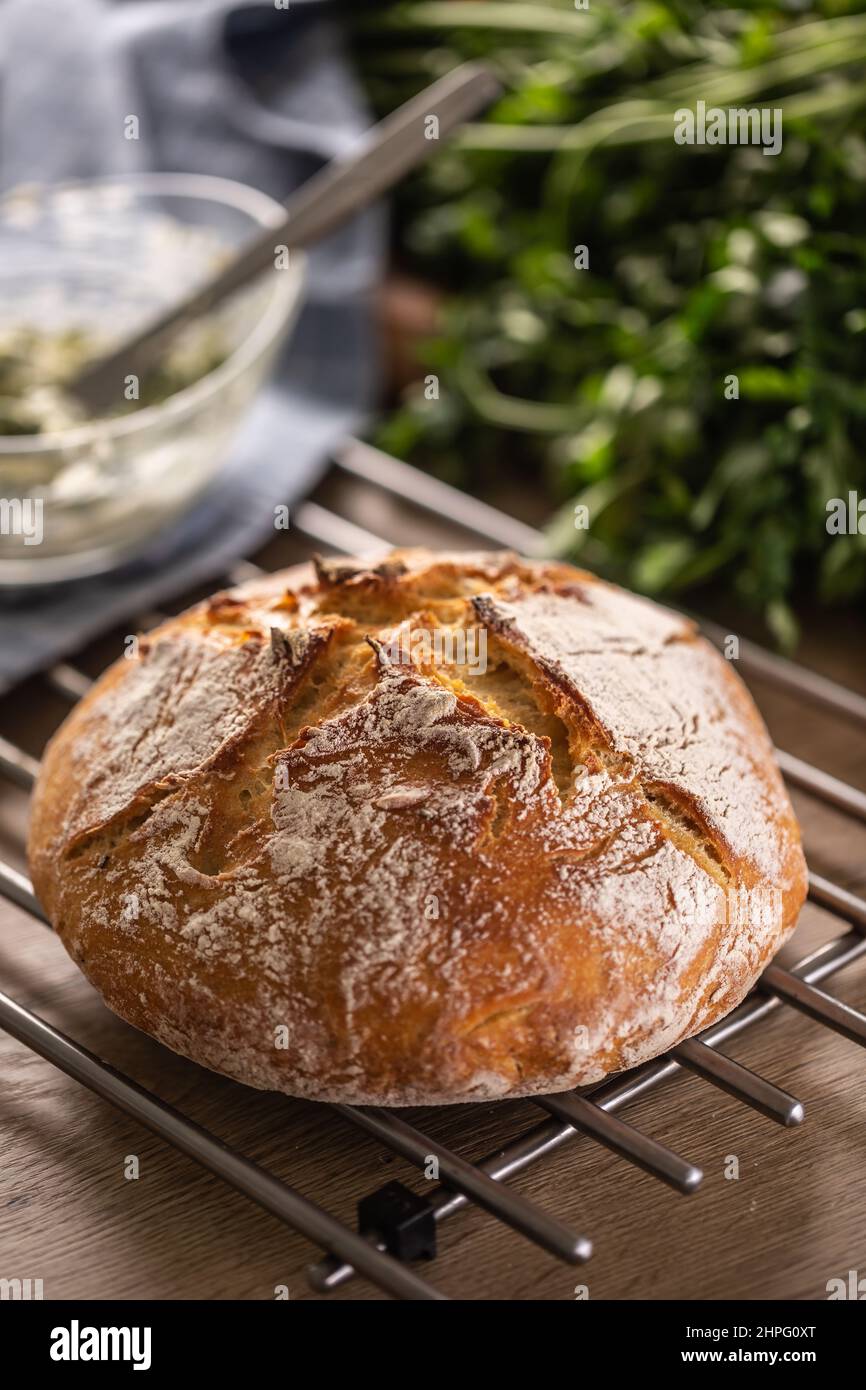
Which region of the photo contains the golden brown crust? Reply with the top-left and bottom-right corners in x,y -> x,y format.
28,551 -> 807,1104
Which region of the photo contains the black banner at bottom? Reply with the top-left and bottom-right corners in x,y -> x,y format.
5,1296 -> 863,1374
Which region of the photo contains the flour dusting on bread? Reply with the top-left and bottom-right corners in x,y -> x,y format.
28,550 -> 807,1105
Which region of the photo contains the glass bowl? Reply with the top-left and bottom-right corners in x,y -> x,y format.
0,174 -> 305,585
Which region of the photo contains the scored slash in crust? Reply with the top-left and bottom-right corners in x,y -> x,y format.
28,550 -> 807,1106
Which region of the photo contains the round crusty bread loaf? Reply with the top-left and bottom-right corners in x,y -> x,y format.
29,550 -> 807,1105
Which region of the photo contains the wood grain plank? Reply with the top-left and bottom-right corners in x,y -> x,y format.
1,470 -> 864,1302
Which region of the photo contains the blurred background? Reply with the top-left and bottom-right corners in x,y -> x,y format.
3,3 -> 866,1311
357,0 -> 866,651
0,0 -> 865,677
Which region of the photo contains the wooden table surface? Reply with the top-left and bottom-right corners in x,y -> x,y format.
1,465 -> 865,1302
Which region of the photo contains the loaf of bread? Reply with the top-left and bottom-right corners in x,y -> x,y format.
29,551 -> 807,1105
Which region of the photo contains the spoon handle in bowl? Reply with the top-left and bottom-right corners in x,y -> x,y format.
71,62 -> 501,415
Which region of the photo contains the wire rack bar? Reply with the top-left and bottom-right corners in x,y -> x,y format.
29,534 -> 866,860
775,749 -> 866,823
0,733 -> 40,790
0,860 -> 47,921
287,499 -> 866,836
230,559 -> 269,586
808,873 -> 866,931
52,488 -> 866,861
335,439 -> 866,731
48,662 -> 95,703
5,834 -> 861,1296
295,500 -> 390,559
761,962 -> 866,1046
0,984 -> 445,1301
533,1092 -> 702,1193
0,857 -> 588,1282
0,844 -> 810,1182
1,831 -> 859,1299
1,446 -> 865,1301
310,914 -> 866,1292
335,437 -> 546,556
698,618 -> 866,730
336,1104 -> 591,1263
672,1038 -> 803,1126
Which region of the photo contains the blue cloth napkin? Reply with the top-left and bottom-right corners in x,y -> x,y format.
0,0 -> 384,692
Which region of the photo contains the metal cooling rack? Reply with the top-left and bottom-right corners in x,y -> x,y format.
1,437 -> 865,1301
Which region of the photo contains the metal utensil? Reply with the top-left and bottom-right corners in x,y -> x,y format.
68,63 -> 500,415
